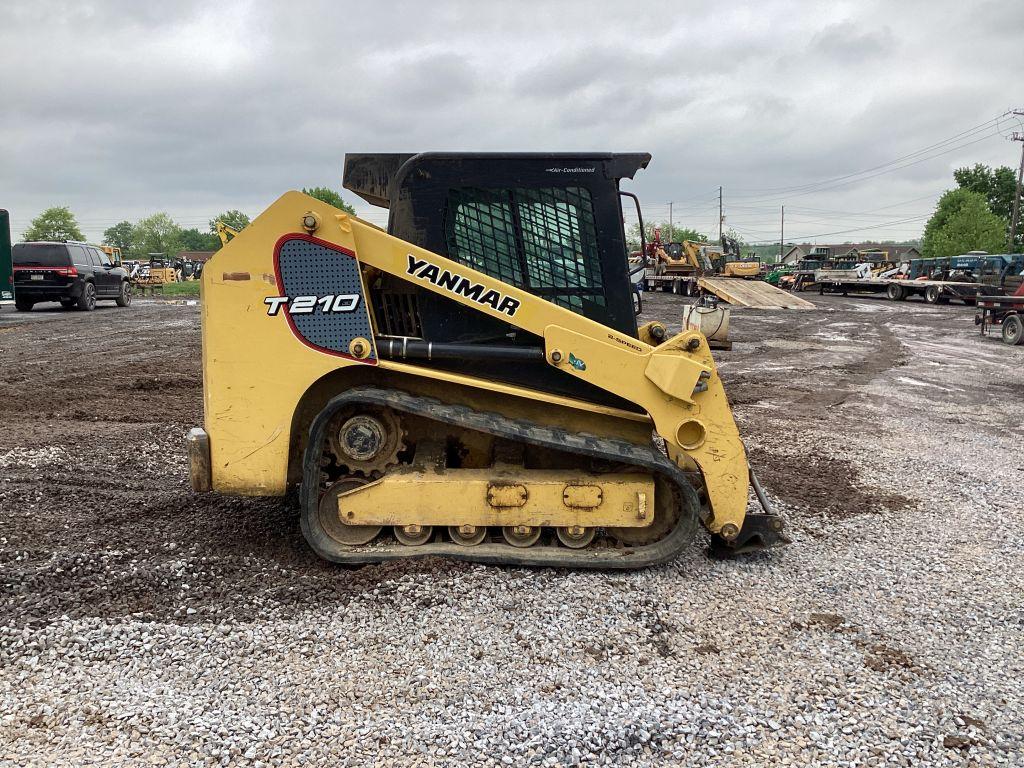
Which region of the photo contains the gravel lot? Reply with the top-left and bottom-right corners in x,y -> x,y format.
1,293 -> 1022,767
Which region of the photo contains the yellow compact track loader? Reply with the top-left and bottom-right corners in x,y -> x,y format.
189,153 -> 786,567
138,254 -> 179,287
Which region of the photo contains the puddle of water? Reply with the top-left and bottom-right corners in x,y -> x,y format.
896,375 -> 949,391
813,333 -> 853,342
763,339 -> 821,350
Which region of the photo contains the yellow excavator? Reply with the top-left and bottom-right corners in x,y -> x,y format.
656,240 -> 716,276
188,153 -> 786,567
656,238 -> 760,279
718,236 -> 761,278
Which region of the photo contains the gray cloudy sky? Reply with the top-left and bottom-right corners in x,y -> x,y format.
2,0 -> 1022,244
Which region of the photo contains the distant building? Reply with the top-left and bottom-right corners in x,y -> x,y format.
780,243 -> 921,265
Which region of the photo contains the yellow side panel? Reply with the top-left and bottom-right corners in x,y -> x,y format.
200,192 -> 648,496
201,197 -> 364,495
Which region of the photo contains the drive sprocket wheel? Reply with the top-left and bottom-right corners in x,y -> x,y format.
326,407 -> 404,476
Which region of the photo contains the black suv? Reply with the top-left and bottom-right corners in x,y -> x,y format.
12,241 -> 131,311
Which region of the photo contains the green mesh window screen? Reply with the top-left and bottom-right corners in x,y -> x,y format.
447,190 -> 523,285
446,186 -> 604,313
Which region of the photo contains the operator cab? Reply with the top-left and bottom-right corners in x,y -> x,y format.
343,152 -> 648,342
343,152 -> 651,407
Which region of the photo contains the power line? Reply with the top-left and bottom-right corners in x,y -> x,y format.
732,130 -> 1004,205
744,213 -> 931,244
729,111 -> 1012,198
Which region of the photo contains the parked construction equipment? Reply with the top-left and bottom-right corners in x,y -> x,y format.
174,257 -> 201,281
656,239 -> 716,277
816,254 -> 1024,305
136,254 -> 178,286
130,254 -> 180,294
976,286 -> 1024,345
718,236 -> 761,278
188,152 -> 787,567
644,237 -> 765,300
101,245 -> 123,266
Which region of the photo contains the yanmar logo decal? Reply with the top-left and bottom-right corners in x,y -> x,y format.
406,254 -> 521,317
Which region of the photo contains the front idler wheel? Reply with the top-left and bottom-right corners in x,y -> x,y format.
317,478 -> 382,546
610,476 -> 693,547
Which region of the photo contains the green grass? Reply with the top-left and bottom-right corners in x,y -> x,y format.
155,281 -> 201,297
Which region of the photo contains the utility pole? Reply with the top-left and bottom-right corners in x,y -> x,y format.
1010,130 -> 1024,252
668,201 -> 673,242
718,186 -> 723,242
780,205 -> 785,262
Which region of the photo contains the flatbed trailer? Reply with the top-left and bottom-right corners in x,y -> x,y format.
885,279 -> 979,305
817,277 -> 979,305
975,293 -> 1024,345
815,278 -> 889,297
643,270 -> 700,295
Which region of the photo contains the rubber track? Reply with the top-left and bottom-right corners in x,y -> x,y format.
300,386 -> 703,569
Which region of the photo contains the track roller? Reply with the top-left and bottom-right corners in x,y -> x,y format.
448,525 -> 487,546
556,526 -> 597,549
394,524 -> 433,546
502,525 -> 542,548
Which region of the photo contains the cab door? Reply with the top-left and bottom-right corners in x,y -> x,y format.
66,245 -> 94,290
91,247 -> 117,295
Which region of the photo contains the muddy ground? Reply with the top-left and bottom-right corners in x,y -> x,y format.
1,292 -> 1022,766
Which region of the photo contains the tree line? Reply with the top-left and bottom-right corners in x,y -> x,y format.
922,163 -> 1023,257
19,187 -> 357,260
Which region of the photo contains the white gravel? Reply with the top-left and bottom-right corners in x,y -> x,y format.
1,295 -> 1022,766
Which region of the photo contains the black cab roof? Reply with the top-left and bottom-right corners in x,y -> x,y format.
343,152 -> 651,209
